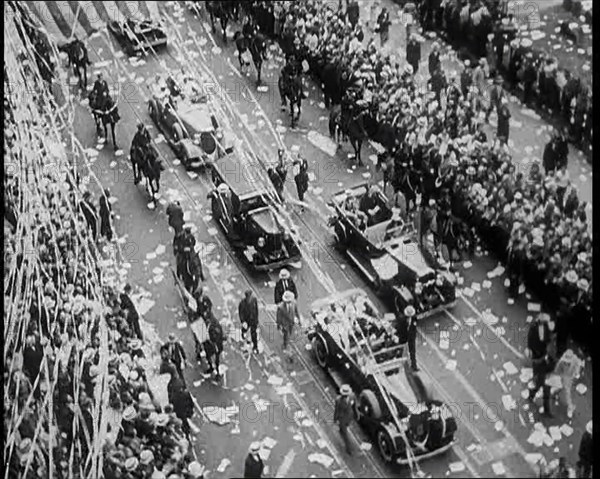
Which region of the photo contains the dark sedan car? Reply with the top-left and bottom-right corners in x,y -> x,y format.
108,18 -> 167,56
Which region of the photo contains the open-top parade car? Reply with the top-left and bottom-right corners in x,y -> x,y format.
328,183 -> 456,318
108,18 -> 167,56
208,151 -> 302,271
148,74 -> 233,169
308,289 -> 457,465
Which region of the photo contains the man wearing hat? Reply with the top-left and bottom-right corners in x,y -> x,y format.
274,268 -> 298,304
166,333 -> 187,378
496,97 -> 511,143
120,284 -> 143,340
98,188 -> 113,241
205,314 -> 225,377
193,285 -> 213,322
401,305 -> 419,371
527,313 -> 554,417
577,420 -> 593,478
487,75 -> 505,121
334,384 -> 356,455
406,34 -> 421,75
244,442 -> 264,478
239,289 -> 260,353
428,42 -> 441,78
276,291 -> 299,354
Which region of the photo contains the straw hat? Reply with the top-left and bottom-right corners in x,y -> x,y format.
187,461 -> 205,478
279,269 -> 290,279
217,183 -> 230,194
577,278 -> 589,291
123,406 -> 138,421
125,457 -> 139,472
282,291 -> 295,302
249,442 -> 261,453
404,305 -> 416,317
340,384 -> 352,396
140,450 -> 154,465
565,270 -> 578,283
151,471 -> 167,479
156,414 -> 169,427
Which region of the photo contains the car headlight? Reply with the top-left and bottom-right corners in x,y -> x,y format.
257,237 -> 265,248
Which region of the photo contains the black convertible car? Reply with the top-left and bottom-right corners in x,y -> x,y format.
108,19 -> 167,56
328,183 -> 456,318
208,152 -> 302,271
308,289 -> 458,464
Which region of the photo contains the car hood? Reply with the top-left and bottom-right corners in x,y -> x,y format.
248,208 -> 283,236
178,101 -> 215,134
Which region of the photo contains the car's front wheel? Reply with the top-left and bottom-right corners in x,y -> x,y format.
311,335 -> 329,369
377,428 -> 396,463
173,123 -> 184,142
333,221 -> 348,248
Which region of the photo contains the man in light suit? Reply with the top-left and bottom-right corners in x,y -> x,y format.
276,291 -> 299,356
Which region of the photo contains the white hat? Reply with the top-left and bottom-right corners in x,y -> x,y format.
404,305 -> 416,317
282,291 -> 295,302
140,450 -> 154,465
565,270 -> 578,283
279,269 -> 290,279
340,384 -> 352,396
125,457 -> 139,472
123,406 -> 137,421
217,183 -> 230,194
151,471 -> 167,479
577,278 -> 589,291
187,461 -> 205,478
250,441 -> 261,452
156,413 -> 169,427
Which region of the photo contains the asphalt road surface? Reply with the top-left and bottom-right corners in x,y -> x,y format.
31,1 -> 593,477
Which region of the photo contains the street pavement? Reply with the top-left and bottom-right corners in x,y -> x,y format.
31,1 -> 593,477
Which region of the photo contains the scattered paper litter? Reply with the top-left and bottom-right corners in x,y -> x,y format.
257,85 -> 268,93
267,375 -> 284,386
212,46 -> 222,55
528,429 -> 545,447
548,426 -> 562,442
464,317 -> 477,326
527,303 -> 541,312
449,462 -> 465,473
216,458 -> 231,473
471,282 -> 481,292
525,453 -> 544,464
560,424 -> 573,437
492,462 -> 506,475
503,362 -> 518,375
462,287 -> 474,297
502,395 -> 516,411
262,437 -> 277,449
575,383 -> 587,395
176,321 -> 187,329
308,453 -> 335,469
359,442 -> 372,451
446,359 -> 457,371
301,419 -> 314,427
462,261 -> 472,269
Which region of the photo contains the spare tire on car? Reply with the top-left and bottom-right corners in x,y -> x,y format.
358,389 -> 382,420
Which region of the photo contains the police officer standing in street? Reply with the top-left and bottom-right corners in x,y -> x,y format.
399,305 -> 419,372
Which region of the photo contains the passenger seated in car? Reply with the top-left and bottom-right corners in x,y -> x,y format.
345,196 -> 367,232
359,184 -> 382,226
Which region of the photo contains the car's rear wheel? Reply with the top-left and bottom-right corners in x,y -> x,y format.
409,370 -> 435,404
358,389 -> 382,420
377,428 -> 396,463
173,123 -> 184,142
311,335 -> 328,369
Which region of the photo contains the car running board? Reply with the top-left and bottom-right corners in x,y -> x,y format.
346,250 -> 377,284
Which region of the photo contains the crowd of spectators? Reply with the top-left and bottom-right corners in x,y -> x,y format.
415,0 -> 592,153
248,0 -> 592,345
4,10 -> 205,479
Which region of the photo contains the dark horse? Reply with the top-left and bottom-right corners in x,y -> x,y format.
59,38 -> 91,89
234,30 -> 268,84
329,104 -> 369,166
278,70 -> 303,128
90,92 -> 120,148
139,145 -> 165,204
206,1 -> 237,42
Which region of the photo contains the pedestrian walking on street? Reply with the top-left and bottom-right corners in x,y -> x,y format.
527,313 -> 555,417
239,290 -> 259,353
402,305 -> 419,371
99,188 -> 113,241
334,384 -> 356,455
293,156 -> 309,209
577,421 -> 593,478
496,98 -> 511,143
244,442 -> 264,478
167,200 -> 184,234
428,42 -> 441,78
406,34 -> 421,75
553,349 -> 584,418
166,333 -> 187,379
206,315 -> 225,378
274,268 -> 298,304
376,7 -> 391,47
276,291 -> 299,355
194,285 -> 214,322
120,283 -> 143,340
346,0 -> 359,28
171,381 -> 194,437
460,60 -> 473,97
